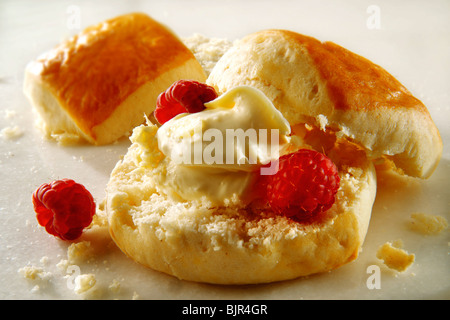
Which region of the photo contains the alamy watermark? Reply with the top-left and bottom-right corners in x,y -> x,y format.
366,5 -> 381,30
66,5 -> 81,30
65,265 -> 81,290
164,127 -> 281,175
366,265 -> 381,290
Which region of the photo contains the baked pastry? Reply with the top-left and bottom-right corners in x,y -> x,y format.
23,13 -> 206,145
106,30 -> 441,284
106,83 -> 377,284
207,30 -> 442,179
107,156 -> 376,284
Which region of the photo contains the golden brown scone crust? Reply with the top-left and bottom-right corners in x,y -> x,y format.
207,30 -> 442,178
24,13 -> 206,145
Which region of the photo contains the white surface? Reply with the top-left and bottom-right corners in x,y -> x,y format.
0,0 -> 449,300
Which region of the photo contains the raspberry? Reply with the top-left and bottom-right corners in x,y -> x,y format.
259,149 -> 340,222
154,80 -> 217,125
32,179 -> 96,240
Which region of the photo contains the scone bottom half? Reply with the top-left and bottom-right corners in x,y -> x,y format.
23,13 -> 206,145
105,81 -> 378,285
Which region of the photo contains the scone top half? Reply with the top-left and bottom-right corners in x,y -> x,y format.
24,13 -> 206,145
207,29 -> 443,179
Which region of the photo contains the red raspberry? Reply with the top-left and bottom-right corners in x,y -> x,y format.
154,80 -> 217,125
32,179 -> 96,240
259,149 -> 340,222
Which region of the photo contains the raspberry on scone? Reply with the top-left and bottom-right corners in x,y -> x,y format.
259,149 -> 340,222
154,80 -> 217,125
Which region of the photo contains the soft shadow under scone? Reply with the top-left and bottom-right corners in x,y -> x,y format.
106,29 -> 441,284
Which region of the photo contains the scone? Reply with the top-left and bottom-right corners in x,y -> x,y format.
107,152 -> 376,284
23,13 -> 206,145
105,30 -> 441,285
207,30 -> 442,179
106,84 -> 377,284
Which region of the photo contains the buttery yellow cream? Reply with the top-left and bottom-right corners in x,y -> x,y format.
132,86 -> 291,204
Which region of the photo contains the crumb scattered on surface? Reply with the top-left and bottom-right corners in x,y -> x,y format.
132,291 -> 140,300
1,125 -> 23,139
409,213 -> 448,235
109,279 -> 121,293
74,273 -> 97,295
18,264 -> 52,281
67,241 -> 95,264
376,240 -> 415,272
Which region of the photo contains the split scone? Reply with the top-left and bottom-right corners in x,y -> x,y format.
106,30 -> 441,285
23,13 -> 206,145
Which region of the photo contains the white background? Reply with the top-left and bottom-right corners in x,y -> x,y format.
0,0 -> 449,299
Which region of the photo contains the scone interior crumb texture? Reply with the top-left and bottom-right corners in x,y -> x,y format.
182,33 -> 233,77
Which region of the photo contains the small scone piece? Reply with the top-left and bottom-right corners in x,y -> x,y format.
24,13 -> 206,145
207,30 -> 442,179
376,241 -> 415,272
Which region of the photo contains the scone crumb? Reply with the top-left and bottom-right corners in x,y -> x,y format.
132,291 -> 140,300
376,241 -> 415,272
91,198 -> 108,227
129,123 -> 164,168
18,264 -> 52,281
39,256 -> 49,266
316,114 -> 328,132
1,125 -> 24,140
74,273 -> 96,295
31,285 -> 41,293
67,241 -> 95,264
109,279 -> 121,293
56,258 -> 70,272
409,213 -> 448,235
